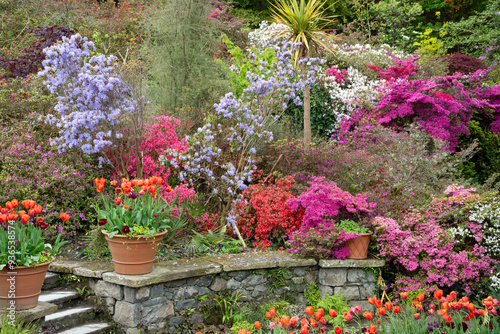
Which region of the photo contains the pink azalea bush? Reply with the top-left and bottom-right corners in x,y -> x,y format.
108,115 -> 188,196
374,185 -> 497,295
286,177 -> 376,259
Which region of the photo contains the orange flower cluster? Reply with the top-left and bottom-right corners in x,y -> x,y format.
0,199 -> 69,230
95,177 -> 163,199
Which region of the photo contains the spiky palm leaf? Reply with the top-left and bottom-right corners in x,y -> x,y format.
269,0 -> 338,66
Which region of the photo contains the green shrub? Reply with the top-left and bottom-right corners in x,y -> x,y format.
230,320 -> 254,334
304,282 -> 321,308
316,292 -> 351,327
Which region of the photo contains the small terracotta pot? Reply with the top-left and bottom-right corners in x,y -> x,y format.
0,260 -> 52,310
345,233 -> 372,259
102,230 -> 167,275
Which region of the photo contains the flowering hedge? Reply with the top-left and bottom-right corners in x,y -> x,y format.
374,185 -> 498,294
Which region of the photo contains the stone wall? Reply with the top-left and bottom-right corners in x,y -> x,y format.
48,253 -> 384,334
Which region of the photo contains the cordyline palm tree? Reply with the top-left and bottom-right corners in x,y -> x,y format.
269,0 -> 338,148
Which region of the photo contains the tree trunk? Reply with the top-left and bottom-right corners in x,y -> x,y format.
303,85 -> 312,150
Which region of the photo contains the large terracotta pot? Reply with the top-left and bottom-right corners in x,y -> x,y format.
345,233 -> 372,259
102,230 -> 167,275
0,260 -> 51,310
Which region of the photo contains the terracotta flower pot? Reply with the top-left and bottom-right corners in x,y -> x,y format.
102,230 -> 167,275
345,233 -> 372,259
0,260 -> 51,310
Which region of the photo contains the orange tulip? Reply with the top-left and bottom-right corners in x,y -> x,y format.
21,214 -> 29,224
22,199 -> 35,209
34,205 -> 42,214
148,185 -> 156,193
265,312 -> 272,319
60,213 -> 70,221
414,313 -> 420,320
150,176 -> 158,184
377,307 -> 386,316
367,324 -> 377,334
110,180 -> 118,187
300,326 -> 309,334
254,321 -> 261,329
315,308 -> 324,319
115,188 -> 123,195
144,179 -> 150,186
274,316 -> 280,324
434,289 -> 443,300
412,299 -> 419,307
343,312 -> 353,321
418,293 -> 425,302
363,312 -> 373,321
329,309 -> 337,318
5,201 -> 13,210
157,177 -> 163,185
385,301 -> 392,311
394,305 -> 401,313
443,314 -> 452,322
137,179 -> 144,187
309,318 -> 318,328
368,297 -> 375,304
300,318 -> 308,326
375,300 -> 382,308
281,315 -> 290,327
7,213 -> 18,221
400,292 -> 408,300
446,291 -> 457,301
0,214 -> 7,223
10,199 -> 18,208
305,306 -> 314,315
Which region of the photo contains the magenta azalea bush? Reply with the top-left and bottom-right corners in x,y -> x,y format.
374,185 -> 497,295
286,177 -> 376,259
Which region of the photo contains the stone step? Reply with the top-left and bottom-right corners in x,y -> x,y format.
39,289 -> 80,307
43,271 -> 60,290
57,322 -> 114,334
44,306 -> 95,330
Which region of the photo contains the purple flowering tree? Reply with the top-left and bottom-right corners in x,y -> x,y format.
38,34 -> 136,158
164,45 -> 325,246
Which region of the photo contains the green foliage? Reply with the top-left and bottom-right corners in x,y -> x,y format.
442,1 -> 500,63
221,34 -> 276,98
217,239 -> 244,254
186,225 -> 228,255
416,55 -> 450,79
264,267 -> 291,291
230,320 -> 254,334
336,219 -> 371,234
143,0 -> 231,117
80,226 -> 111,260
316,292 -> 351,327
0,310 -> 42,334
304,282 -> 321,307
214,290 -> 249,325
231,8 -> 271,28
284,83 -> 337,139
259,300 -> 291,316
458,118 -> 500,184
372,0 -> 423,51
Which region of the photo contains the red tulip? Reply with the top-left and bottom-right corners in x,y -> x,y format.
98,218 -> 108,226
418,293 -> 425,302
5,201 -> 13,210
335,327 -> 343,334
254,321 -> 261,329
305,306 -> 314,315
434,289 -> 443,300
385,301 -> 392,311
34,205 -> 42,214
400,292 -> 408,300
300,326 -> 309,334
21,215 -> 29,224
7,213 -> 18,221
375,300 -> 382,308
367,324 -> 377,334
329,309 -> 337,318
363,311 -> 373,321
414,313 -> 420,320
265,312 -> 272,319
377,307 -> 386,316
60,213 -> 70,221
114,198 -> 122,205
394,305 -> 401,313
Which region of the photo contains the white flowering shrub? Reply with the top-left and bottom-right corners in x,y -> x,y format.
460,191 -> 500,290
248,21 -> 290,52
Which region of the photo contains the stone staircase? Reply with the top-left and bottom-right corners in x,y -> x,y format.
37,271 -> 114,334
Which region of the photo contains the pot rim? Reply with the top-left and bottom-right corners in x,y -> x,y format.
101,229 -> 168,239
0,259 -> 53,271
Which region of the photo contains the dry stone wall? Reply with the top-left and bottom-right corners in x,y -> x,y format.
49,252 -> 384,334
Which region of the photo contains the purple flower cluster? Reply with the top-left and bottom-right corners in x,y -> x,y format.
166,44 -> 325,228
38,34 -> 136,154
